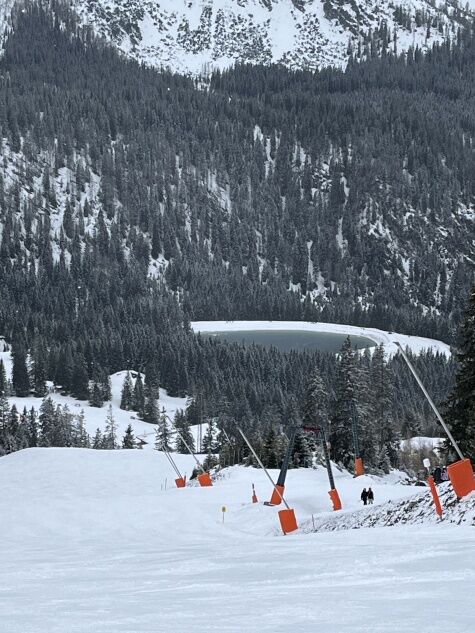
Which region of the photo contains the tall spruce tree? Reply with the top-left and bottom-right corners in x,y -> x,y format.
102,405 -> 119,449
122,424 -> 136,449
11,344 -> 30,397
444,286 -> 475,461
120,372 -> 133,410
174,409 -> 194,453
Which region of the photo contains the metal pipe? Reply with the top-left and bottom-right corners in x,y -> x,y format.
237,427 -> 290,510
395,341 -> 464,461
164,412 -> 207,474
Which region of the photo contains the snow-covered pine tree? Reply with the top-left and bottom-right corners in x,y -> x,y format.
74,410 -> 90,448
143,363 -> 159,423
100,372 -> 112,402
202,419 -> 216,454
444,285 -> 475,461
102,405 -> 119,449
155,408 -> 172,452
39,396 -> 56,447
0,359 -> 7,396
370,344 -> 399,469
88,382 -> 104,408
92,428 -> 103,449
31,340 -> 47,397
330,337 -> 358,468
11,343 -> 30,397
122,424 -> 136,449
26,407 -> 38,447
132,372 -> 145,418
120,372 -> 133,410
174,409 -> 194,453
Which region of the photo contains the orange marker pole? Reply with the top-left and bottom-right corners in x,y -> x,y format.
252,483 -> 258,503
427,476 -> 443,518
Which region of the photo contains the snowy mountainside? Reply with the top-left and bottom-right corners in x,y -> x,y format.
68,0 -> 475,74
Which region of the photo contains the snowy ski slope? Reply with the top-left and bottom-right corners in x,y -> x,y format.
1,447 -> 474,633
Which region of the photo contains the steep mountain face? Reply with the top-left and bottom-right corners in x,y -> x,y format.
1,2 -> 475,343
66,0 -> 475,73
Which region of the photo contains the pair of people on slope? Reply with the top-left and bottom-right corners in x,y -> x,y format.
361,487 -> 374,505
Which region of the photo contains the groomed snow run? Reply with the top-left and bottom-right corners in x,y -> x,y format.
1,448 -> 474,632
191,320 -> 451,357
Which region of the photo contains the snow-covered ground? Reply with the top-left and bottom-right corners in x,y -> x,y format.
192,320 -> 451,357
1,448 -> 474,632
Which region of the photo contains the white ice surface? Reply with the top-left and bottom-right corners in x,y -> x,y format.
1,448 -> 474,633
192,320 -> 451,357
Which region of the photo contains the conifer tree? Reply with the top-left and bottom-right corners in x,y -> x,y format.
120,372 -> 133,410
174,409 -> 194,453
39,397 -> 56,447
122,424 -> 136,449
444,285 -> 475,460
0,359 -> 7,396
330,337 -> 357,467
11,344 -> 30,397
74,410 -> 90,448
155,408 -> 172,451
26,407 -> 38,447
132,372 -> 145,417
71,356 -> 89,400
92,428 -> 103,449
89,382 -> 104,408
102,405 -> 118,449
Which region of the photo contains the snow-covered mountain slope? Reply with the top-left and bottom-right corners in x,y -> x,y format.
1,448 -> 474,632
66,0 -> 475,74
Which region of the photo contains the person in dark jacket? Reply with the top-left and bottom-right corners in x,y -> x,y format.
361,488 -> 368,505
367,487 -> 374,504
433,466 -> 442,484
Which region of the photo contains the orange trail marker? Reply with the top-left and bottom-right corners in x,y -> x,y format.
252,483 -> 258,503
427,476 -> 443,517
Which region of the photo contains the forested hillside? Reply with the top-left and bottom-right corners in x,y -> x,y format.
0,1 -> 470,467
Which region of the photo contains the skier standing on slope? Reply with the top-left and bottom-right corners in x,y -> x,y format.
367,487 -> 374,504
361,488 -> 368,505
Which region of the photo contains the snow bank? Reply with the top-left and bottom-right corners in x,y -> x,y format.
303,482 -> 475,532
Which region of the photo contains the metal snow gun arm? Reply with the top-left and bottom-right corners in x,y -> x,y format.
394,341 -> 475,499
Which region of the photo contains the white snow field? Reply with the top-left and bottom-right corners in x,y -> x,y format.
1,448 -> 474,633
192,320 -> 451,357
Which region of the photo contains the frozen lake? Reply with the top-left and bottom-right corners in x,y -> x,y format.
202,329 -> 376,353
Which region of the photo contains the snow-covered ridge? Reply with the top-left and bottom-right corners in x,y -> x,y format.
191,320 -> 451,357
67,0 -> 475,74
